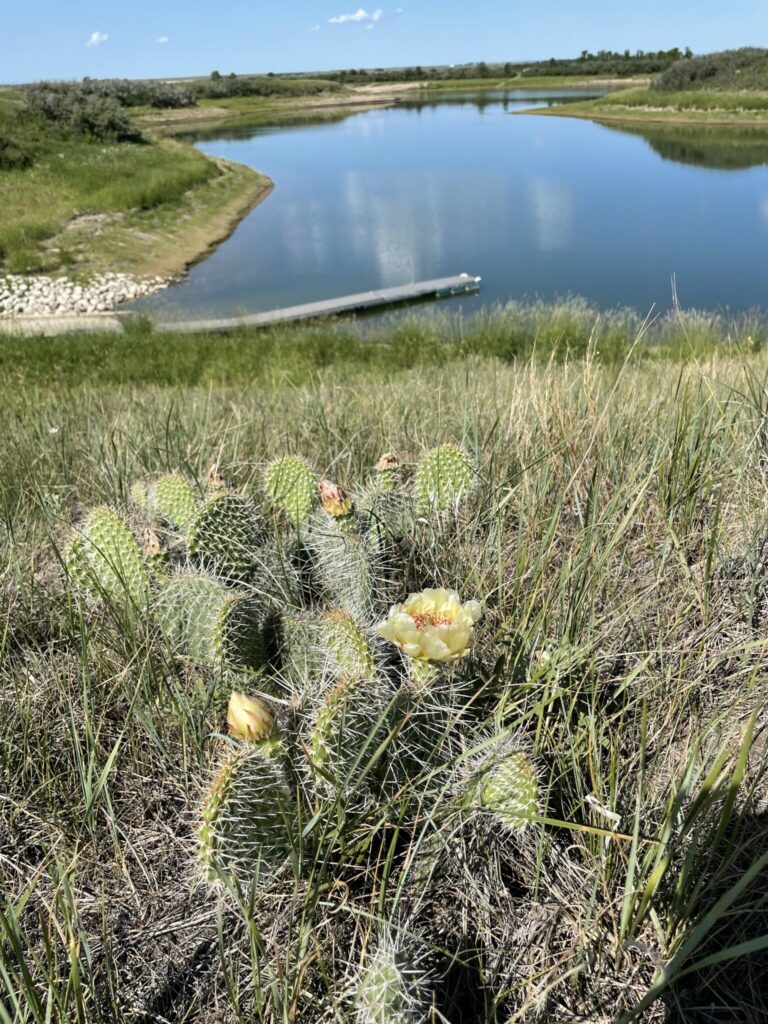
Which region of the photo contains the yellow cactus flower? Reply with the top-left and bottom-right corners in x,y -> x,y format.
376,588 -> 483,663
318,479 -> 353,518
227,692 -> 275,742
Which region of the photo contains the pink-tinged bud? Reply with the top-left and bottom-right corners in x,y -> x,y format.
375,452 -> 400,472
227,692 -> 275,742
319,479 -> 353,518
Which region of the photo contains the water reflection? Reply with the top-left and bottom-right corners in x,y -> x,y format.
604,122 -> 768,171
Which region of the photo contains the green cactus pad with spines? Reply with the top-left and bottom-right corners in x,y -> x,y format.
265,456 -> 316,526
373,452 -> 403,494
479,748 -> 539,832
65,507 -> 151,609
306,674 -> 390,794
155,574 -> 268,671
152,474 -> 198,530
188,493 -> 264,581
306,510 -> 379,624
322,612 -> 377,679
130,480 -> 151,514
353,932 -> 432,1024
199,741 -> 296,885
414,444 -> 475,514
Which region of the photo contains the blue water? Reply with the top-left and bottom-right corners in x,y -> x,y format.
137,91 -> 768,317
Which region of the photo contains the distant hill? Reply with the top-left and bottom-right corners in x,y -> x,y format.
655,48 -> 768,92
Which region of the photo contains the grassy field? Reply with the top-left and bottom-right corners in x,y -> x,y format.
3,310 -> 768,1021
2,299 -> 766,386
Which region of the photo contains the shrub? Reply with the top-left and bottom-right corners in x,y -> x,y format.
654,47 -> 768,91
23,85 -> 142,142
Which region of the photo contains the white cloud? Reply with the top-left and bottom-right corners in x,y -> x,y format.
157,36 -> 170,44
310,24 -> 321,31
86,31 -> 109,48
329,8 -> 382,24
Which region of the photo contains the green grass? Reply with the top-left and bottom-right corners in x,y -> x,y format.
537,84 -> 768,127
2,300 -> 765,388
0,137 -> 222,273
3,335 -> 768,1020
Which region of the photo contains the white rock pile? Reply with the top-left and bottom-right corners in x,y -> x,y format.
0,273 -> 169,318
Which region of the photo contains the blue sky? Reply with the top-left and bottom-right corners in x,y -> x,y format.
2,1 -> 765,83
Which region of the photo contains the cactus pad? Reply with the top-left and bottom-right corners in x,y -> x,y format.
478,747 -> 539,832
306,675 -> 390,795
306,510 -> 380,624
65,507 -> 150,609
265,456 -> 316,526
155,574 -> 268,671
353,932 -> 432,1024
373,452 -> 403,493
199,742 -> 296,885
414,444 -> 475,514
152,474 -> 198,530
188,493 -> 264,581
322,612 -> 377,678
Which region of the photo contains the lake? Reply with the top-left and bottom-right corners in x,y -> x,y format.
137,90 -> 768,318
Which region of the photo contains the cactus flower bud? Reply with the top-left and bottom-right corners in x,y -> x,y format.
375,452 -> 400,473
377,588 -> 483,663
319,479 -> 353,518
227,691 -> 275,742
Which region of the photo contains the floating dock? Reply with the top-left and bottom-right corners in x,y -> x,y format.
154,273 -> 482,334
0,274 -> 481,337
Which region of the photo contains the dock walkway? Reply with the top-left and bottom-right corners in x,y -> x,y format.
0,274 -> 481,337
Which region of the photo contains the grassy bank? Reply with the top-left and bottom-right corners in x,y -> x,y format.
530,49 -> 768,127
534,86 -> 768,126
2,299 -> 766,388
4,345 -> 768,1021
0,90 -> 269,277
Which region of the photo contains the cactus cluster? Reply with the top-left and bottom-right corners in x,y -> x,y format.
63,443 -> 549,1020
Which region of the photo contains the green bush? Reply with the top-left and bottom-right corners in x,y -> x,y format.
654,47 -> 768,92
24,85 -> 142,143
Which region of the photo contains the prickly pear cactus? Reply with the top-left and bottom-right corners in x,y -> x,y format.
265,456 -> 316,526
130,480 -> 151,514
307,491 -> 381,624
188,493 -> 264,581
65,507 -> 151,609
373,452 -> 403,493
353,932 -> 432,1024
199,741 -> 296,885
152,474 -> 198,530
306,674 -> 389,794
477,745 -> 539,832
155,573 -> 268,671
322,611 -> 377,679
414,444 -> 475,514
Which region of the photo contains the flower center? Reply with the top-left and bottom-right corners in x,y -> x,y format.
411,612 -> 454,629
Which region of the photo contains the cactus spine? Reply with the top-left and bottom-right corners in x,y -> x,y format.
188,493 -> 264,581
477,745 -> 539,833
265,456 -> 316,526
155,574 -> 268,671
65,507 -> 150,609
414,444 -> 475,514
152,474 -> 198,529
353,931 -> 432,1024
308,484 -> 381,624
199,741 -> 296,885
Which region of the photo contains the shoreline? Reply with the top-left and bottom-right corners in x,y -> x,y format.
0,159 -> 274,318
